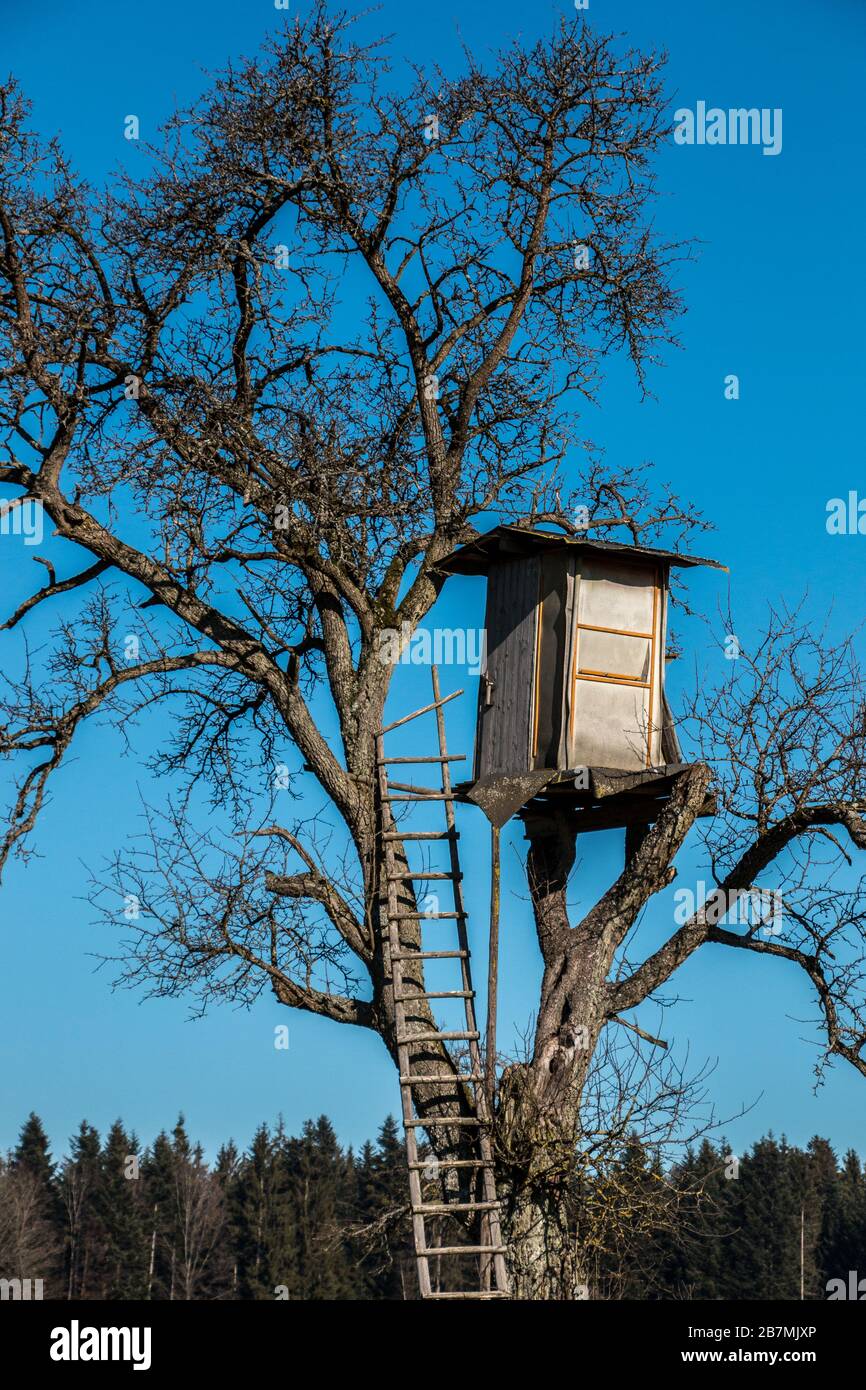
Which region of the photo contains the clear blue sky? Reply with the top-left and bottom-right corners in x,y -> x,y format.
1,0 -> 865,1165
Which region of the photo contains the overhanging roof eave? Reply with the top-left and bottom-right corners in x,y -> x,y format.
436,525 -> 727,577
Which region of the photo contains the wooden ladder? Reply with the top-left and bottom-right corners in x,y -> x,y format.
375,668 -> 510,1301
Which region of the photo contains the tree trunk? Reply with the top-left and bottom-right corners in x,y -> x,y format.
507,1178 -> 584,1300
497,810 -> 607,1299
499,1062 -> 591,1299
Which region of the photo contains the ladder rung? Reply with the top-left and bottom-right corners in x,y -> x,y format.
414,1201 -> 501,1214
386,780 -> 445,794
409,1159 -> 487,1169
389,871 -> 459,882
422,1245 -> 508,1256
404,1116 -> 483,1127
424,1291 -> 510,1300
400,1073 -> 483,1083
398,990 -> 474,1001
392,950 -> 468,961
397,1031 -> 480,1044
392,911 -> 466,921
384,794 -> 453,802
380,755 -> 465,764
382,831 -> 457,841
379,690 -> 462,734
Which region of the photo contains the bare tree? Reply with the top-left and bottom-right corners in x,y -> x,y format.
172,1145 -> 228,1301
493,605 -> 866,1295
0,1162 -> 61,1292
3,6 -> 865,1300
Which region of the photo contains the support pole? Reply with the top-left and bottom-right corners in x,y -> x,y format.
486,824 -> 501,1115
625,818 -> 651,866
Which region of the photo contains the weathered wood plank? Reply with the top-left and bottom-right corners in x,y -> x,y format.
476,554 -> 539,777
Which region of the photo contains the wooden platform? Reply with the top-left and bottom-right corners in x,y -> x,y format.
455,762 -> 715,832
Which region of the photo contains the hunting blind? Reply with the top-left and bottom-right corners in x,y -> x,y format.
438,526 -> 725,830
374,525 -> 725,1300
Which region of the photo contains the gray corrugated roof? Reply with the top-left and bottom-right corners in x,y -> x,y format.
436,524 -> 727,576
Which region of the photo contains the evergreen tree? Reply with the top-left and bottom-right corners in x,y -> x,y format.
287,1116 -> 355,1299
12,1112 -> 59,1221
60,1121 -> 103,1299
141,1130 -> 179,1299
2,1109 -> 865,1301
727,1137 -> 805,1300
831,1149 -> 866,1278
214,1140 -> 242,1299
654,1140 -> 735,1300
786,1142 -> 824,1301
354,1118 -> 415,1299
97,1121 -> 149,1299
231,1123 -> 300,1300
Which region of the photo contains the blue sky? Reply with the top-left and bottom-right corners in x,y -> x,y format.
1,0 -> 865,1165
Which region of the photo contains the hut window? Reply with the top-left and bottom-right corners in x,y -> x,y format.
575,627 -> 653,685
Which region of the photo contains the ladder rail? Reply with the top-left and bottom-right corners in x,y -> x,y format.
376,667 -> 510,1301
375,734 -> 433,1300
430,666 -> 510,1297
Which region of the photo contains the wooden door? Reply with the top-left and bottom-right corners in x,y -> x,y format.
567,557 -> 662,771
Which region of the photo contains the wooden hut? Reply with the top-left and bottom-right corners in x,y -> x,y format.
437,525 -> 725,830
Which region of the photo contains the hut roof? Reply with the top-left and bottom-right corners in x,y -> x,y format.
436,524 -> 727,577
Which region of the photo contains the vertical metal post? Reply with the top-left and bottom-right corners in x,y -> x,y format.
486,824 -> 501,1115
